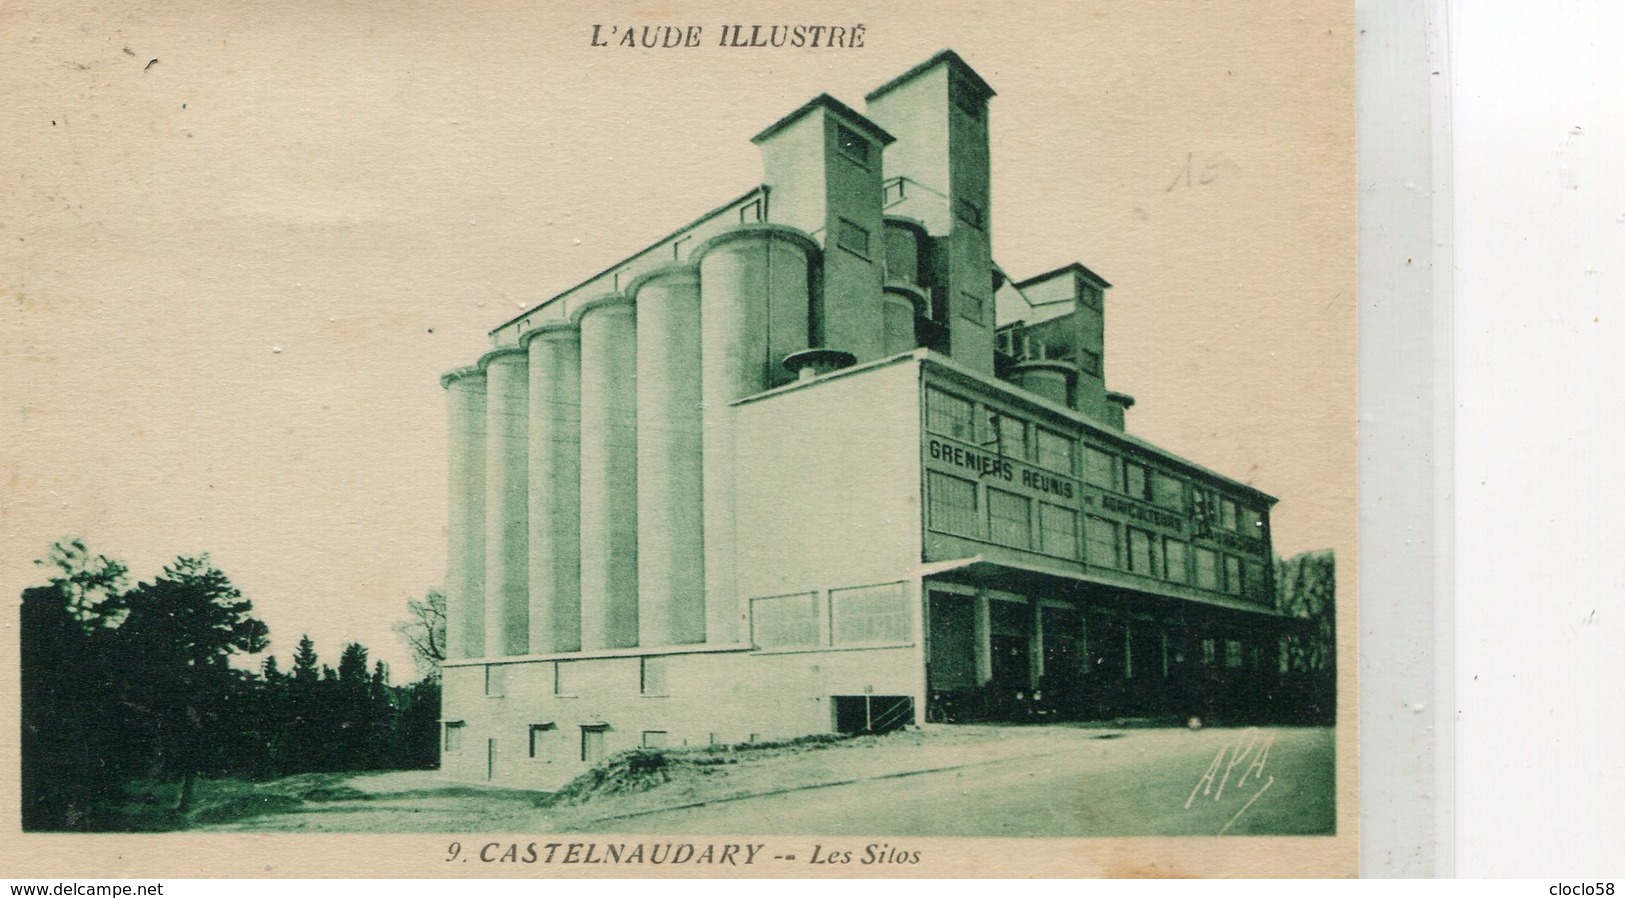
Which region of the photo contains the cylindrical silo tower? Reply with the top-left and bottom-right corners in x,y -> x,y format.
480,347 -> 530,657
524,323 -> 583,654
1009,360 -> 1075,408
694,224 -> 819,645
441,366 -> 487,660
575,296 -> 640,650
630,265 -> 706,647
882,284 -> 927,356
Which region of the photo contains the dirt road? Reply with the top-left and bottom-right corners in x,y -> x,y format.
200,725 -> 1334,836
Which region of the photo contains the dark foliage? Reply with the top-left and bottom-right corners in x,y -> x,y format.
20,540 -> 442,831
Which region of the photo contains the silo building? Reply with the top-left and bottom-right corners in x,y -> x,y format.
439,52 -> 1288,788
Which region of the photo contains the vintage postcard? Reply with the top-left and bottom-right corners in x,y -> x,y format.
2,0 -> 1357,879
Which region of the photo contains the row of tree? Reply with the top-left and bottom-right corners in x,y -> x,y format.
20,540 -> 442,831
1273,548 -> 1338,725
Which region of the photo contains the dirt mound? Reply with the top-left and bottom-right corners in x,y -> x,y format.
549,733 -> 856,807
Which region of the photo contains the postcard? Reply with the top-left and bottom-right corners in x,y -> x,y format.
2,0 -> 1357,878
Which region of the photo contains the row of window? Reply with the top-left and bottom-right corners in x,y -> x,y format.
750,582 -> 912,649
482,655 -> 674,699
926,386 -> 1265,538
927,471 -> 1265,597
442,720 -> 674,763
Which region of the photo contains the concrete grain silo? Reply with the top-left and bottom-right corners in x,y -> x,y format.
573,296 -> 638,651
436,51 -> 1289,789
440,367 -> 486,660
523,323 -> 582,653
629,265 -> 705,648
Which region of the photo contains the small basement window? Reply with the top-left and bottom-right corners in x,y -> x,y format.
528,722 -> 556,759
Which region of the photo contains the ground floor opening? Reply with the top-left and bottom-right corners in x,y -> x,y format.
922,570 -> 1312,726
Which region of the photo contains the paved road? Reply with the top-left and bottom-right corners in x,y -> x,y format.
579,727 -> 1335,837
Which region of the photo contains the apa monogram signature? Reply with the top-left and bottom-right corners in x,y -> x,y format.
1185,727 -> 1277,835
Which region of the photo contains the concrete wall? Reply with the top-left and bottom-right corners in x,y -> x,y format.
732,357 -> 923,600
441,641 -> 921,790
867,56 -> 995,375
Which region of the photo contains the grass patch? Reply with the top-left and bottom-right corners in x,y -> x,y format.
106,773 -> 377,830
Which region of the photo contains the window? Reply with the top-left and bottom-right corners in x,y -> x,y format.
580,725 -> 607,763
1086,515 -> 1120,568
831,582 -> 910,645
1123,461 -> 1151,501
1078,348 -> 1101,377
672,235 -> 692,260
987,488 -> 1031,549
1164,538 -> 1189,584
927,471 -> 980,537
1152,473 -> 1184,511
1083,446 -> 1117,489
640,656 -> 669,694
926,387 -> 975,440
1224,556 -> 1243,595
836,123 -> 870,167
1245,561 -> 1267,600
882,176 -> 906,206
1195,548 -> 1220,590
443,721 -> 466,752
642,730 -> 669,749
1201,638 -> 1217,665
986,411 -> 1027,459
955,197 -> 984,229
739,198 -> 763,223
750,592 -> 820,648
1225,639 -> 1244,669
484,665 -> 506,698
554,660 -> 578,696
528,723 -> 556,759
836,218 -> 870,258
1036,428 -> 1074,474
1038,503 -> 1079,559
1244,506 -> 1265,539
1192,488 -> 1219,533
959,290 -> 986,324
1220,498 -> 1238,531
1128,528 -> 1160,577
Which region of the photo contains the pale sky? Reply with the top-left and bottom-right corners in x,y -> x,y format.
3,1 -> 1355,676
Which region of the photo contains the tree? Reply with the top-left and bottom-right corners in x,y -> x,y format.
20,539 -> 132,830
1274,549 -> 1337,724
37,537 -> 128,625
291,634 -> 320,685
338,642 -> 370,686
393,589 -> 447,683
114,555 -> 269,811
